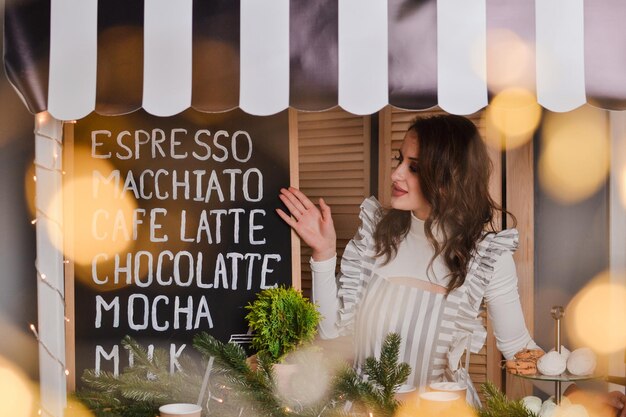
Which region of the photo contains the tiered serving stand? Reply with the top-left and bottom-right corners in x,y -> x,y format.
508,306 -> 603,405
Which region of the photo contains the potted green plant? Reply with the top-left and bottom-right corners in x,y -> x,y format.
245,286 -> 321,364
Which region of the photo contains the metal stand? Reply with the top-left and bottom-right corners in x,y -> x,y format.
551,306 -> 564,404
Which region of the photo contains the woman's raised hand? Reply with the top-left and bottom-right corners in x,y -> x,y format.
276,187 -> 336,261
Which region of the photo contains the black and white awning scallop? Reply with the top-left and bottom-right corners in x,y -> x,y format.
5,0 -> 626,120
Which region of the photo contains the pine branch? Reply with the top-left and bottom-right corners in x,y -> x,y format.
331,333 -> 411,417
77,338 -> 207,417
478,382 -> 537,417
193,332 -> 290,417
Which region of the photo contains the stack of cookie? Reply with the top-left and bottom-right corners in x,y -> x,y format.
505,348 -> 545,375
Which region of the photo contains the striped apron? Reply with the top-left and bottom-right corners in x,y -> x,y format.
352,273 -> 482,406
336,197 -> 519,408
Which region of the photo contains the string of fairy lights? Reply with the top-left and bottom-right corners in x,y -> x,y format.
27,114 -> 229,417
29,113 -> 69,417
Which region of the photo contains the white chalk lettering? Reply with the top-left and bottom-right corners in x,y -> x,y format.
152,295 -> 169,331
95,295 -> 119,328
261,254 -> 281,289
91,251 -> 282,291
212,130 -> 229,162
174,296 -> 193,330
134,129 -> 151,158
173,251 -> 194,287
172,170 -> 190,200
91,130 -> 112,159
134,251 -> 153,287
204,171 -> 225,203
128,294 -> 150,330
249,209 -> 266,244
95,345 -> 119,376
116,131 -> 133,159
93,170 -> 120,197
92,253 -> 109,284
232,130 -> 253,162
192,130 -> 211,160
170,344 -> 186,373
245,253 -> 262,290
227,252 -> 244,289
213,253 -> 228,289
170,128 -> 188,159
194,297 -> 213,329
92,168 -> 263,202
150,208 -> 168,242
88,128 -> 254,161
223,168 -> 242,201
156,251 -> 174,285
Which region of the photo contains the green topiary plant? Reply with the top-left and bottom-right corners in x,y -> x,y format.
245,286 -> 322,363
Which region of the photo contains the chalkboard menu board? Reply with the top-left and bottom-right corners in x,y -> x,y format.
68,109 -> 292,383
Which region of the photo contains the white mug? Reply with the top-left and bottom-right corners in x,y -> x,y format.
428,381 -> 467,403
418,391 -> 460,414
159,403 -> 202,417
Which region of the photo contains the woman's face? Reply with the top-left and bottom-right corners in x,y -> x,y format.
390,130 -> 432,220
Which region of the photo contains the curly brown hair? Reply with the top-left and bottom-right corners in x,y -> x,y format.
373,114 -> 515,293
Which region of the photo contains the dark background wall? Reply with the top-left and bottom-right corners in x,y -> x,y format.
0,9 -> 39,379
533,117 -> 610,352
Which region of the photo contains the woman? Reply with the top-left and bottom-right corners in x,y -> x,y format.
278,114 -> 626,412
276,114 -> 536,405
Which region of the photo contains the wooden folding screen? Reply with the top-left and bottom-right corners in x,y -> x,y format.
293,105 -> 534,398
294,109 -> 372,295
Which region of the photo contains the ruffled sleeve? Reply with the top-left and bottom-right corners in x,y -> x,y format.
447,228 -> 520,353
336,196 -> 381,335
466,228 -> 519,312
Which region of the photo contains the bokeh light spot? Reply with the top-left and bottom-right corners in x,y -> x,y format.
65,398 -> 95,417
539,107 -> 610,203
620,165 -> 626,209
565,271 -> 626,355
24,164 -> 37,219
485,88 -> 541,150
486,29 -> 534,93
45,147 -> 137,271
0,359 -> 35,417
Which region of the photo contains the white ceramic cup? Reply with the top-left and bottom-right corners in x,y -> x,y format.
428,381 -> 467,403
394,384 -> 418,404
159,403 -> 202,417
418,391 -> 460,414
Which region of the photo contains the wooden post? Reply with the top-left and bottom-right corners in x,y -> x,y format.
505,137 -> 535,399
34,112 -> 67,416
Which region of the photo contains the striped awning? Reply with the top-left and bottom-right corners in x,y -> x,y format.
5,0 -> 626,121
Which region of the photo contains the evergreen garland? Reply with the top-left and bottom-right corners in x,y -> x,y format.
76,333 -> 534,417
478,381 -> 537,417
332,333 -> 410,417
76,332 -> 410,417
75,336 -> 204,417
245,286 -> 322,363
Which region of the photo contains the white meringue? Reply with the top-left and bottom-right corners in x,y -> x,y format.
537,350 -> 567,376
558,404 -> 590,417
522,396 -> 542,414
539,400 -> 558,417
567,347 -> 596,376
549,345 -> 571,362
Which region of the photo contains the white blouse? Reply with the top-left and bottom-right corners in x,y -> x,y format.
311,207 -> 538,360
